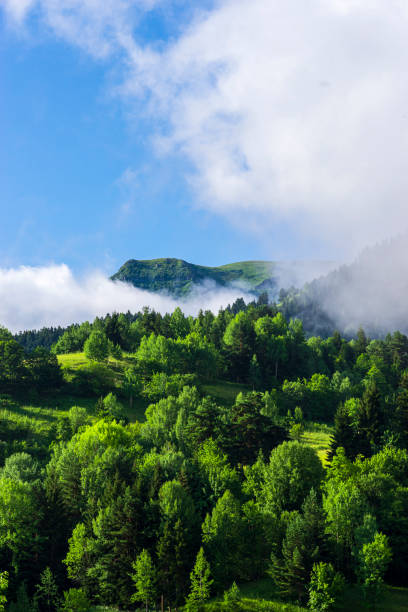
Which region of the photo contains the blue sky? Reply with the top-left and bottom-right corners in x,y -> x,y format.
1,0 -> 408,279
1,3 -> 260,273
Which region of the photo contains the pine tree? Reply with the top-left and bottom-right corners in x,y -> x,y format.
34,567 -> 59,612
395,389 -> 408,448
269,490 -> 328,604
157,519 -> 194,605
328,403 -> 358,461
249,354 -> 262,389
90,482 -> 149,607
185,548 -> 213,610
131,549 -> 157,612
357,383 -> 383,455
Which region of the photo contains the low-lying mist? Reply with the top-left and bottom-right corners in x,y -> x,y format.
0,264 -> 254,333
302,235 -> 408,336
2,236 -> 407,337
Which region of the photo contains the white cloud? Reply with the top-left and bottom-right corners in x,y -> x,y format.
146,0 -> 408,252
1,0 -> 154,57
0,264 -> 253,332
3,0 -> 408,253
1,0 -> 36,22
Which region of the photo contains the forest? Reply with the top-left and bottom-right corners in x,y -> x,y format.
1,296 -> 408,611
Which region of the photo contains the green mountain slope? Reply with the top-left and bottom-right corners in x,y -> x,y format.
111,258 -> 336,297
111,258 -> 279,296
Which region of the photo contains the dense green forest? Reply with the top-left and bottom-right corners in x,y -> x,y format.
1,299 -> 408,611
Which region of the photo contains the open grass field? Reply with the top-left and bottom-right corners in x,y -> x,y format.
57,351 -> 138,370
302,427 -> 332,466
200,577 -> 408,612
84,582 -> 408,612
202,380 -> 251,406
57,352 -> 147,422
203,577 -> 305,611
339,584 -> 408,611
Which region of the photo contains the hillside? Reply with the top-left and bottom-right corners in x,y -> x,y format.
111,257 -> 335,297
2,302 -> 408,610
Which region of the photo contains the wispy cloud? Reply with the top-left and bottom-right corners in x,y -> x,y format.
115,167 -> 139,226
3,0 -> 408,254
0,264 -> 253,332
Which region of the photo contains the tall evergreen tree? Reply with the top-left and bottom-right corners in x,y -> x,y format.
395,389 -> 408,448
328,403 -> 358,461
185,547 -> 213,611
131,549 -> 157,612
34,568 -> 59,612
157,519 -> 193,605
269,490 -> 328,604
357,383 -> 383,455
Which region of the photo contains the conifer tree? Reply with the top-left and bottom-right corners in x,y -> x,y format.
328,403 -> 357,461
90,483 -> 148,607
249,354 -> 262,389
357,383 -> 383,455
157,519 -> 194,605
35,567 -> 59,612
395,389 -> 408,448
269,490 -> 328,604
131,549 -> 157,612
185,547 -> 213,610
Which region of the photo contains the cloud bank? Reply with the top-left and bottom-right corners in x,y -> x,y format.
3,0 -> 408,252
0,264 -> 254,332
310,234 -> 408,336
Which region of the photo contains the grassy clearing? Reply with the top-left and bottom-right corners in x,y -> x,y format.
204,598 -> 304,611
202,380 -> 251,406
202,578 -> 305,611
57,352 -> 147,422
85,582 -> 408,612
57,352 -> 89,369
199,578 -> 408,612
57,352 -> 137,370
338,585 -> 408,611
302,427 -> 332,466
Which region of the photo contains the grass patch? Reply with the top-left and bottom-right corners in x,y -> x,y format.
303,427 -> 332,466
204,598 -> 304,611
57,353 -> 147,422
338,585 -> 408,611
57,352 -> 137,372
199,579 -> 408,612
57,352 -> 88,369
202,380 -> 251,406
201,578 -> 305,611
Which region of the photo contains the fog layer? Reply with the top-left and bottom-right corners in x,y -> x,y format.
0,264 -> 254,333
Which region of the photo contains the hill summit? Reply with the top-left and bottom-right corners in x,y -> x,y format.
111,257 -> 335,298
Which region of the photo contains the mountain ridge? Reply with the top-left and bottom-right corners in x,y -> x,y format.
111,257 -> 336,298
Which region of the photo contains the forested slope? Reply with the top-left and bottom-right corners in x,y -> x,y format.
1,301 -> 408,611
